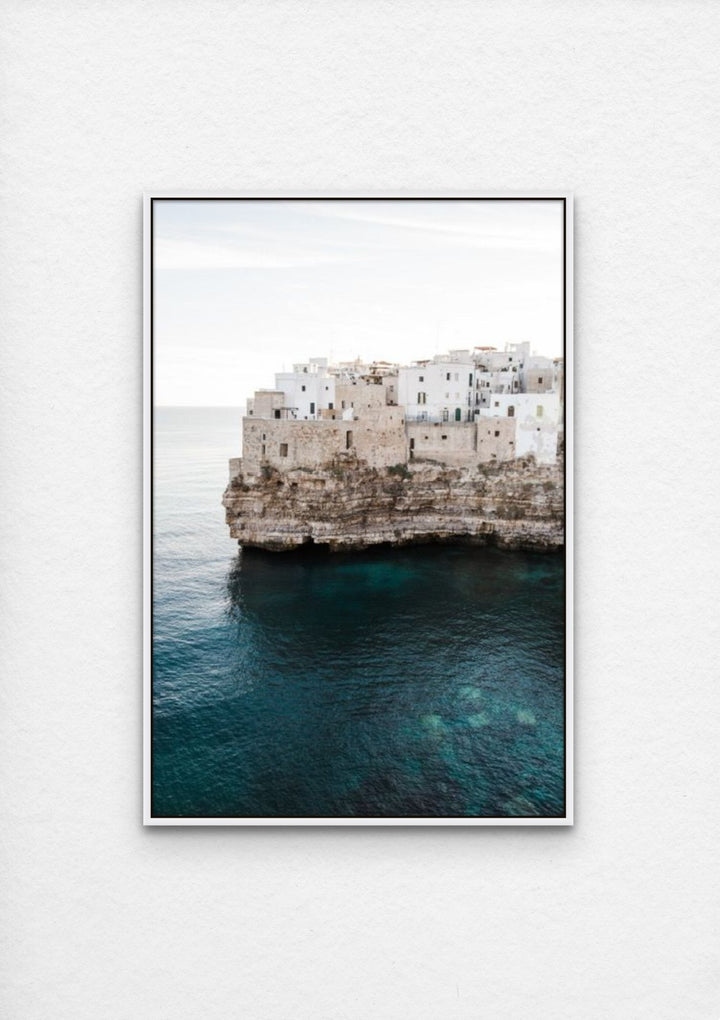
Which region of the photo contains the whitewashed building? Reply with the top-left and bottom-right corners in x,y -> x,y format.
398,351 -> 476,424
240,344 -> 564,472
269,358 -> 336,420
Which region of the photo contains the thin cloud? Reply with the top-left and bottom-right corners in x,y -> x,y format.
154,237 -> 351,271
308,203 -> 561,253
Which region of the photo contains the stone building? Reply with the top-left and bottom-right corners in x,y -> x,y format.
236,345 -> 563,477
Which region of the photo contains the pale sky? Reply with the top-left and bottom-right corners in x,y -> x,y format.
152,198 -> 565,406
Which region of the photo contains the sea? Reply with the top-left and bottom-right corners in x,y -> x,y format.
152,407 -> 566,819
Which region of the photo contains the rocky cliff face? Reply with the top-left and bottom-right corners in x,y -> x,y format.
222,454 -> 564,552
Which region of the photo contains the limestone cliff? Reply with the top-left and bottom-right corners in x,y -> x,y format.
222,454 -> 564,552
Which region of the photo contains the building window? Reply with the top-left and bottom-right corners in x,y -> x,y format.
441,434 -> 447,440
301,385 -> 306,392
468,373 -> 473,386
417,392 -> 427,404
494,430 -> 500,437
279,443 -> 288,457
341,400 -> 346,409
310,402 -> 315,414
536,405 -> 544,418
346,430 -> 353,449
262,433 -> 266,440
455,408 -> 461,421
494,401 -> 499,408
508,406 -> 514,418
446,372 -> 451,381
538,376 -> 543,384
328,402 -> 334,410
274,410 -> 280,419
419,375 -> 424,382
261,444 -> 266,456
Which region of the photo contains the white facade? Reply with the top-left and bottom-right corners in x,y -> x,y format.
274,358 -> 336,420
515,418 -> 560,463
398,358 -> 475,423
478,392 -> 561,427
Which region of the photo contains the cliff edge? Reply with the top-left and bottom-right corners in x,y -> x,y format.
222,454 -> 564,552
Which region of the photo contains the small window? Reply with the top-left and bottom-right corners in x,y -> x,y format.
262,433 -> 266,440
274,410 -> 280,419
468,373 -> 473,386
328,402 -> 334,410
279,443 -> 288,457
536,405 -> 544,418
341,400 -> 346,409
346,430 -> 353,449
494,430 -> 500,438
455,408 -> 461,421
494,401 -> 499,408
325,385 -> 329,390
508,406 -> 514,418
310,402 -> 315,414
261,444 -> 266,456
538,376 -> 543,384
446,372 -> 451,381
419,375 -> 424,382
441,434 -> 447,440
417,392 -> 427,404
301,385 -> 306,392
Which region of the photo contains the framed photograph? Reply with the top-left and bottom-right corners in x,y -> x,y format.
144,194 -> 573,825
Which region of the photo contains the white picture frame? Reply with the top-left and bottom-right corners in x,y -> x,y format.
143,193 -> 573,826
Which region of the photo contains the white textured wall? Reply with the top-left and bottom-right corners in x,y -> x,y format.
1,2 -> 719,1018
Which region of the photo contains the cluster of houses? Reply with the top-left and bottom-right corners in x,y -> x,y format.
236,343 -> 564,477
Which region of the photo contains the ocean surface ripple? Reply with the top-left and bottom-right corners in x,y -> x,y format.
152,408 -> 565,818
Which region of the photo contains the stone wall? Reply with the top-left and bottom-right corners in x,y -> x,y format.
248,390 -> 285,418
242,410 -> 407,475
351,406 -> 407,468
407,421 -> 477,466
243,418 -> 345,474
335,381 -> 388,412
476,416 -> 517,463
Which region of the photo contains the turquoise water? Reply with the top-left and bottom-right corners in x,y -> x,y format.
152,407 -> 566,819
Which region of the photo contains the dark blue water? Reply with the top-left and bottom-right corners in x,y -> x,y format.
153,407 -> 566,819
